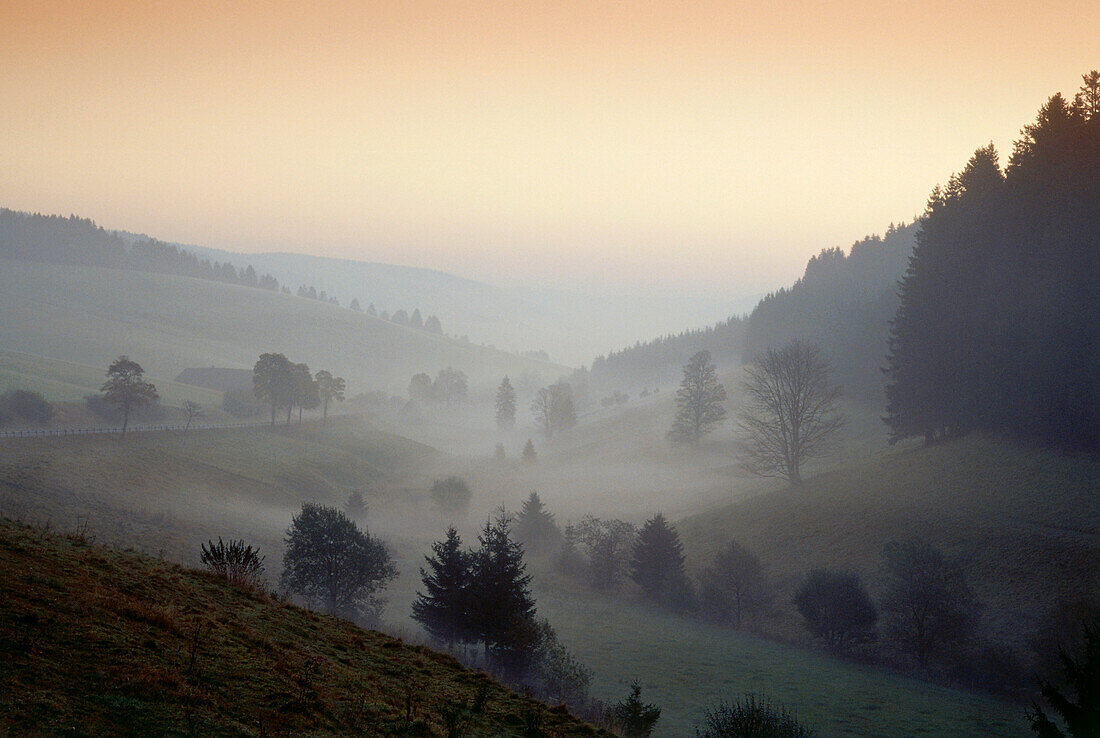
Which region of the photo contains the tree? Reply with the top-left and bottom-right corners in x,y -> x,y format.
737,341 -> 846,486
533,620 -> 592,706
290,362 -> 318,424
794,569 -> 877,654
101,356 -> 158,437
434,367 -> 468,403
349,297 -> 361,311
513,492 -> 561,555
880,539 -> 979,667
0,389 -> 54,424
531,387 -> 554,437
612,681 -> 661,737
412,527 -> 473,648
253,353 -> 294,425
495,376 -> 517,430
668,350 -> 727,445
280,503 -> 397,622
698,540 -> 771,629
409,372 -> 433,402
1027,616 -> 1100,738
630,514 -> 693,609
430,476 -> 472,518
392,308 -> 409,325
424,315 -> 442,333
410,308 -> 423,329
468,511 -> 538,673
314,370 -> 346,425
549,381 -> 577,432
565,516 -> 636,591
522,438 -> 537,463
183,400 -> 205,429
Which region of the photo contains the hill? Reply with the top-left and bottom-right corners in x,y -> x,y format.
0,518 -> 605,736
677,434 -> 1100,653
0,259 -> 567,400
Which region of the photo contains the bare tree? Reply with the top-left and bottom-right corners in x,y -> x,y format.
183,400 -> 205,429
531,387 -> 554,437
736,341 -> 845,486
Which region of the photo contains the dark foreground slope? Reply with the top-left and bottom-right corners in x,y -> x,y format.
0,519 -> 605,737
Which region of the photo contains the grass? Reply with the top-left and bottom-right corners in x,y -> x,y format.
0,258 -> 567,399
533,576 -> 1030,737
676,433 -> 1100,651
0,517 -> 608,737
0,416 -> 437,565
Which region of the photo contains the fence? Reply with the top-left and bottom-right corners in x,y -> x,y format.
0,420 -> 273,438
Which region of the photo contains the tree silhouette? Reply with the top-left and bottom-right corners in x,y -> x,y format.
698,540 -> 771,629
669,350 -> 727,445
1027,617 -> 1100,737
630,514 -> 692,609
253,353 -> 294,426
495,376 -> 517,430
737,341 -> 845,486
412,527 -> 473,648
314,370 -> 346,426
182,400 -> 205,429
101,356 -> 158,437
513,492 -> 561,555
794,569 -> 877,655
280,503 -> 397,622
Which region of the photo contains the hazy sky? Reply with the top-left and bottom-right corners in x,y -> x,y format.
2,1 -> 1097,295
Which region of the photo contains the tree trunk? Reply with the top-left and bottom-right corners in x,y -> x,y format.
121,406 -> 129,438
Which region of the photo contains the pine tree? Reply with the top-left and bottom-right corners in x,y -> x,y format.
513,492 -> 561,555
612,681 -> 661,737
469,511 -> 538,672
411,527 -> 473,647
630,514 -> 692,609
495,376 -> 517,430
522,438 -> 537,464
668,350 -> 726,445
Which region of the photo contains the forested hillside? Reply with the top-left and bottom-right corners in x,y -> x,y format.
741,221 -> 918,404
886,73 -> 1100,449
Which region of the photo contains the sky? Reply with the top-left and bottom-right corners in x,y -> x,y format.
1,1 -> 1097,297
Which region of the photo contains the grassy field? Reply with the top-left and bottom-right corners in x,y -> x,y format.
532,575 -> 1029,737
0,258 -> 568,400
0,518 -> 607,737
676,434 -> 1100,651
0,416 -> 440,565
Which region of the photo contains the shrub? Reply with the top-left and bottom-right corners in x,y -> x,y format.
430,476 -> 472,517
199,538 -> 265,589
221,386 -> 266,418
880,539 -> 979,667
794,569 -> 877,654
695,694 -> 815,737
0,389 -> 54,423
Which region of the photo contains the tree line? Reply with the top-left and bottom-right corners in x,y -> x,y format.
886,71 -> 1100,449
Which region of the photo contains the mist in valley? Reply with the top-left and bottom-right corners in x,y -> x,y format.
2,5 -> 1099,737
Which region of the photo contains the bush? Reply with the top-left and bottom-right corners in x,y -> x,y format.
695,694 -> 815,737
880,539 -> 979,667
794,569 -> 877,655
430,476 -> 472,517
221,386 -> 266,418
200,538 -> 266,590
0,389 -> 54,423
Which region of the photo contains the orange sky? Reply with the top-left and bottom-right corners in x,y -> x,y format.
1,1 -> 1097,293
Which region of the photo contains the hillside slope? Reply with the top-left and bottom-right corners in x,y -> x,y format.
0,518 -> 605,737
0,259 -> 566,398
677,434 -> 1100,650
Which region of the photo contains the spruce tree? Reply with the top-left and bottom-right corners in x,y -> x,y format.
668,350 -> 726,445
522,438 -> 537,464
469,511 -> 538,672
630,514 -> 692,608
411,527 -> 473,647
514,492 -> 561,555
495,376 -> 517,430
